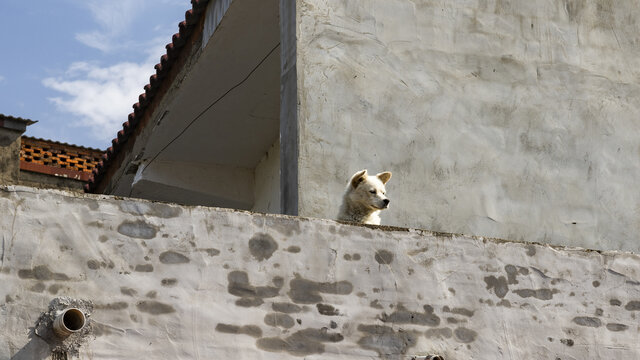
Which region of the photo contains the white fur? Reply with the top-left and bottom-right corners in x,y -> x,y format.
337,169 -> 392,225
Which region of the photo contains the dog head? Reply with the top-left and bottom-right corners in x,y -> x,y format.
348,169 -> 392,210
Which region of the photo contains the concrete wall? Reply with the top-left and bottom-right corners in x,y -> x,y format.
19,170 -> 85,192
131,160 -> 255,209
292,0 -> 640,252
0,130 -> 88,191
2,186 -> 640,359
202,0 -> 232,49
253,140 -> 281,214
279,0 -> 299,216
0,128 -> 21,185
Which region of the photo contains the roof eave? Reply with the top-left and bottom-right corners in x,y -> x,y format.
85,0 -> 211,194
0,114 -> 37,133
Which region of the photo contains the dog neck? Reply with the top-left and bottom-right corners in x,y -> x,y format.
339,201 -> 381,225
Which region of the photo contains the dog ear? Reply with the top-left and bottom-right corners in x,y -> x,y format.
350,169 -> 368,189
376,171 -> 392,184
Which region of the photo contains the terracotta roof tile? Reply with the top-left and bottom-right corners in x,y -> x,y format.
85,0 -> 210,193
20,136 -> 104,182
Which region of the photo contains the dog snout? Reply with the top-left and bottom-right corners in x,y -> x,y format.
383,199 -> 390,206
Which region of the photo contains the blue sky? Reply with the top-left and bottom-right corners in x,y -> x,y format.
0,0 -> 189,149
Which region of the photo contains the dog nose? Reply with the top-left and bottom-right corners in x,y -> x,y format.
383,199 -> 390,206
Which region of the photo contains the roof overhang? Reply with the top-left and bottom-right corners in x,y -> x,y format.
86,0 -> 281,210
0,114 -> 37,133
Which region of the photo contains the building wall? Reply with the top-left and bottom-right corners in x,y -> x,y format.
2,186 -> 640,359
19,170 -> 85,192
101,21 -> 206,197
292,0 -> 640,252
103,0 -> 281,213
280,0 -> 300,216
253,140 -> 281,213
0,128 -> 21,184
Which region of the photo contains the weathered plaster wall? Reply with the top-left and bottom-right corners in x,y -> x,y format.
293,0 -> 640,252
0,129 -> 21,185
2,186 -> 640,359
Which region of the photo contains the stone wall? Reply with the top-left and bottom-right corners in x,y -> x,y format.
292,0 -> 640,252
2,186 -> 640,359
0,128 -> 21,185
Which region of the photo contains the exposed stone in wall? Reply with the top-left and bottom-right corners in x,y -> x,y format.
1,186 -> 640,359
0,129 -> 21,185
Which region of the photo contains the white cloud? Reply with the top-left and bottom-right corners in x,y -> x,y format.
41,1 -> 186,145
75,32 -> 114,53
43,60 -> 153,143
75,0 -> 145,52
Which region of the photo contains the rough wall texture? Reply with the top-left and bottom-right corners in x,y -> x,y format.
294,0 -> 640,252
0,129 -> 21,185
2,186 -> 640,359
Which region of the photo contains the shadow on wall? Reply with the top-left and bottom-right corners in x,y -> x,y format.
10,331 -> 52,360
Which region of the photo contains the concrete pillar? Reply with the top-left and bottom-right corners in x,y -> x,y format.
0,115 -> 35,184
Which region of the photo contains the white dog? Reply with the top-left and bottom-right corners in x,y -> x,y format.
337,169 -> 392,225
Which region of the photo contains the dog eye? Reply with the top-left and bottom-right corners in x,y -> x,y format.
369,190 -> 376,194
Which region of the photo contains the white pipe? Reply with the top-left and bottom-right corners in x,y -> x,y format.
53,308 -> 86,337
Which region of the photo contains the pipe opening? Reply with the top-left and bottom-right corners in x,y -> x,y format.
53,308 -> 86,337
63,308 -> 85,331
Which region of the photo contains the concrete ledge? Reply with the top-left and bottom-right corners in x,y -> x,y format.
1,186 -> 639,359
